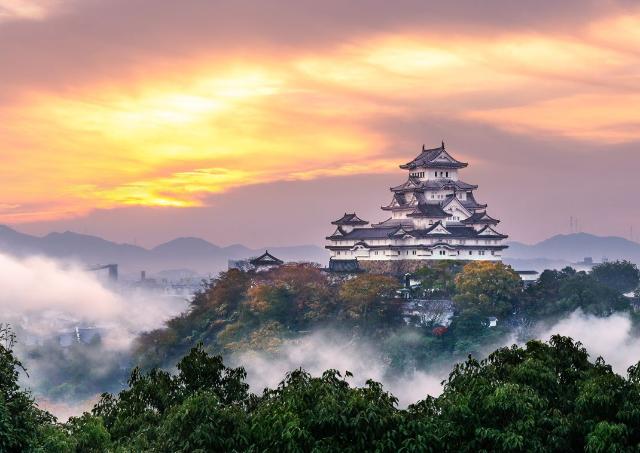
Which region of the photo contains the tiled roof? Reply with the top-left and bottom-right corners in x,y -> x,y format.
391,178 -> 477,192
399,142 -> 468,170
331,213 -> 369,226
407,203 -> 449,218
328,222 -> 506,241
443,193 -> 487,210
461,211 -> 500,224
250,251 -> 284,266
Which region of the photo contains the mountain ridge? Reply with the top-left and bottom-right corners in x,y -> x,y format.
0,226 -> 328,275
0,227 -> 638,276
505,232 -> 640,262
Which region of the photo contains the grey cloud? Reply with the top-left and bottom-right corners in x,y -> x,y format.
0,0 -> 636,93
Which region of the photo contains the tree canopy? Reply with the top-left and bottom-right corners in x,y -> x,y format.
591,260 -> 640,294
453,261 -> 522,317
9,334 -> 640,452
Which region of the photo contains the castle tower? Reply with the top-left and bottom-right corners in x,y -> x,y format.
326,142 -> 508,262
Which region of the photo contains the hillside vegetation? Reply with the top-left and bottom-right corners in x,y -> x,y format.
134,260 -> 639,373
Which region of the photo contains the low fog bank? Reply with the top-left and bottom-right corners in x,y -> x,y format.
0,251 -> 188,417
235,331 -> 448,407
534,310 -> 640,375
235,310 -> 640,407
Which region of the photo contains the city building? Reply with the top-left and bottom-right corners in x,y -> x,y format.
326,142 -> 508,267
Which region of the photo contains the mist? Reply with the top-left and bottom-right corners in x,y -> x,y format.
235,330 -> 449,407
233,310 -> 640,408
534,310 -> 640,375
0,251 -> 188,418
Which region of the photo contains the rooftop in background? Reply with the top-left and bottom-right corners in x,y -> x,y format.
249,250 -> 284,267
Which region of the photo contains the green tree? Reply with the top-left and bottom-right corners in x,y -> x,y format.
414,261 -> 464,298
155,391 -> 249,452
425,336 -> 633,452
454,262 -> 522,317
339,274 -> 401,327
591,260 -> 640,294
248,369 -> 402,451
520,267 -> 628,321
65,414 -> 111,452
0,324 -> 59,452
93,343 -> 249,450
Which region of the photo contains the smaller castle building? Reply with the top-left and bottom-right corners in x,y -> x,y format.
229,250 -> 284,272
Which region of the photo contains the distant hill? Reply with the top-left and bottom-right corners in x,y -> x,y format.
1,226 -> 636,276
504,233 -> 640,269
0,226 -> 328,275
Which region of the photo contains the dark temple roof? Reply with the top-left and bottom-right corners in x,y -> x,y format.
443,193 -> 487,210
407,203 -> 449,218
331,213 -> 369,226
327,222 -> 507,241
250,251 -> 284,266
461,211 -> 500,225
391,178 -> 477,193
399,142 -> 468,170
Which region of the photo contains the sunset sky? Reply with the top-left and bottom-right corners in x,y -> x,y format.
1,0 -> 640,247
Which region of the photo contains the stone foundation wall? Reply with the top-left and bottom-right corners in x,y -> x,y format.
358,259 -> 468,276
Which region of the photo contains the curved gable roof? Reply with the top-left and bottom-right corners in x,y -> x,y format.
400,142 -> 468,170
331,213 -> 369,226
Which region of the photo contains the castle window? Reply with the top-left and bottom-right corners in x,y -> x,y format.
412,250 -> 417,255
469,251 -> 473,255
446,171 -> 449,177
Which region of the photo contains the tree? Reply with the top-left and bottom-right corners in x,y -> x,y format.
591,260 -> 640,294
93,343 -> 249,450
519,267 -> 628,321
414,261 -> 464,298
338,274 -> 401,327
248,369 -> 402,451
454,262 -> 522,317
65,414 -> 111,452
425,336 -> 637,451
0,324 -> 58,452
191,269 -> 251,316
558,272 -> 627,316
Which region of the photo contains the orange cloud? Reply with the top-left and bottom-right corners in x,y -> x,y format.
466,93 -> 640,143
1,9 -> 640,223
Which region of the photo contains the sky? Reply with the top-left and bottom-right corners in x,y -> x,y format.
1,0 -> 639,247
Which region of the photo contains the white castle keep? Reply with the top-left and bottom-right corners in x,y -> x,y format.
326,142 -> 508,266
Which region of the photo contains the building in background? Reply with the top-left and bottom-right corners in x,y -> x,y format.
229,250 -> 284,272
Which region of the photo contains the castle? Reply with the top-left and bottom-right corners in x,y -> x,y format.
326,142 -> 508,267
